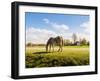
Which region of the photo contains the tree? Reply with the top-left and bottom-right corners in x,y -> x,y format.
80,38 -> 87,45
87,41 -> 90,45
72,33 -> 77,44
26,42 -> 33,47
64,39 -> 71,46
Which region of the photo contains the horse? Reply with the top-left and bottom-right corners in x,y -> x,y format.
46,36 -> 64,52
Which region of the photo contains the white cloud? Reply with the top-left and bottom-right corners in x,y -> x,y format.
26,27 -> 89,44
75,32 -> 90,41
51,23 -> 71,40
43,18 -> 70,41
26,19 -> 90,44
43,18 -> 69,35
80,21 -> 90,33
51,23 -> 69,33
26,27 -> 57,44
43,18 -> 49,24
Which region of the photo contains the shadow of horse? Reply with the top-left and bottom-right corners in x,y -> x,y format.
33,51 -> 50,54
33,51 -> 63,54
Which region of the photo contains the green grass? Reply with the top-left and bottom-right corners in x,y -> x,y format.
25,46 -> 89,68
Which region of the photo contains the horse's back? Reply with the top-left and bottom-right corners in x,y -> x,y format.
47,37 -> 54,45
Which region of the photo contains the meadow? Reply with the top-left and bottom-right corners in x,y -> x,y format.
25,46 -> 89,68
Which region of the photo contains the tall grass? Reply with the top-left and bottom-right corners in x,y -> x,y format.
25,46 -> 89,68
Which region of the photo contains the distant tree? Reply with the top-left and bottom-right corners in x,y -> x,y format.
72,33 -> 77,44
87,41 -> 90,45
80,38 -> 87,45
64,39 -> 71,46
26,42 -> 33,47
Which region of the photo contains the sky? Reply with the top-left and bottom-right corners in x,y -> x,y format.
25,12 -> 90,44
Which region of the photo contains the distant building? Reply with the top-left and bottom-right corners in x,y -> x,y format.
74,41 -> 80,46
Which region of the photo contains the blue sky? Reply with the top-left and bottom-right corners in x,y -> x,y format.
25,12 -> 90,44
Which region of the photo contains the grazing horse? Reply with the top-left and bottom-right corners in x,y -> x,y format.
46,36 -> 63,52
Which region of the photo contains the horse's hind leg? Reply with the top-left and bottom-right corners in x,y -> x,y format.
58,46 -> 60,52
58,45 -> 62,52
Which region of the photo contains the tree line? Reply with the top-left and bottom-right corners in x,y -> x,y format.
26,33 -> 89,47
64,33 -> 89,46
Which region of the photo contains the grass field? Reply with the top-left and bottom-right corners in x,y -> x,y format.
25,46 -> 89,68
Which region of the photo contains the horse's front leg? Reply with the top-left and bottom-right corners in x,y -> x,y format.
61,46 -> 63,52
51,44 -> 54,52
